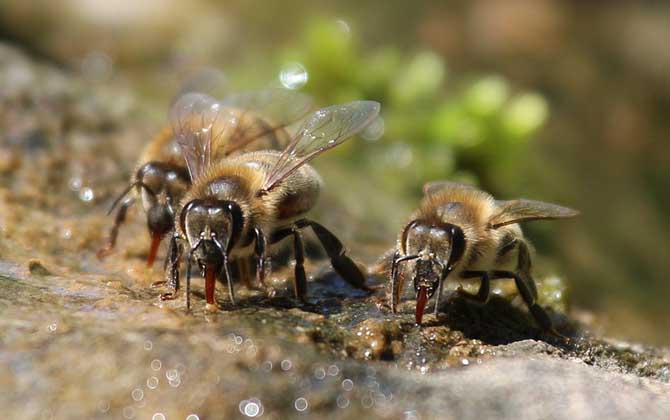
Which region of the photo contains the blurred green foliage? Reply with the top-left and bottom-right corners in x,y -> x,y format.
277,18 -> 549,197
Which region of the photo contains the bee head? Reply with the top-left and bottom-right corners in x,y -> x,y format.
179,198 -> 244,268
402,220 -> 466,324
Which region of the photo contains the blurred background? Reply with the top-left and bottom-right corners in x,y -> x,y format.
1,0 -> 668,344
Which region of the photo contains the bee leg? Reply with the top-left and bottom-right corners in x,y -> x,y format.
159,235 -> 182,301
390,251 -> 402,313
97,198 -> 134,259
491,270 -> 558,336
222,255 -> 235,305
291,228 -> 308,302
253,227 -> 270,290
295,219 -> 369,292
456,271 -> 491,303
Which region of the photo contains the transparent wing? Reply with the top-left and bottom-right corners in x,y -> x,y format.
171,68 -> 228,106
262,101 -> 381,192
490,199 -> 579,228
169,92 -> 237,181
422,181 -> 478,196
219,88 -> 314,155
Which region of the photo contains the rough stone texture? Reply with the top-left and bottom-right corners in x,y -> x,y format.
1,43 -> 669,420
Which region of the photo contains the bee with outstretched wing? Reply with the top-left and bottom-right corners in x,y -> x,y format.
161,100 -> 381,309
98,80 -> 313,267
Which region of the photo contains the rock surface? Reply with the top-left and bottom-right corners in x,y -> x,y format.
1,43 -> 669,419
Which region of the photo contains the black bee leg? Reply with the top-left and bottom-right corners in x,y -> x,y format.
457,271 -> 491,303
390,251 -> 402,313
97,198 -> 134,259
295,219 -> 369,292
291,228 -> 308,302
270,226 -> 307,302
253,227 -> 269,289
222,255 -> 235,305
491,270 -> 558,336
160,234 -> 182,301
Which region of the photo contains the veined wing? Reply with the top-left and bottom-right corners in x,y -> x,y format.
169,92 -> 238,181
261,100 -> 381,192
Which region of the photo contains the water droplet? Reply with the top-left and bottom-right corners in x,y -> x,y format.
361,394 -> 374,408
327,365 -> 340,376
314,366 -> 326,380
281,359 -> 292,371
147,376 -> 159,389
185,415 -> 200,420
279,63 -> 308,90
294,397 -> 308,412
336,19 -> 351,35
47,323 -> 57,332
69,177 -> 82,191
79,187 -> 95,202
152,414 -> 166,420
342,379 -> 354,391
166,369 -> 179,381
361,116 -> 384,141
122,406 -> 135,419
131,388 -> 144,401
239,398 -> 263,417
169,377 -> 181,388
151,359 -> 162,371
461,358 -> 470,366
143,340 -> 153,351
262,361 -> 273,372
97,400 -> 110,413
336,395 -> 350,408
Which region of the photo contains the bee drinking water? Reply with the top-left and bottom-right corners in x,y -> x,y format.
384,181 -> 578,333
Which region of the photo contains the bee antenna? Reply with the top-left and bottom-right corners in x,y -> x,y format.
107,181 -> 158,215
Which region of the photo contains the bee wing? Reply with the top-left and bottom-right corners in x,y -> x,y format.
261,101 -> 381,192
218,88 -> 314,155
490,199 -> 579,228
171,68 -> 228,106
422,181 -> 478,196
169,92 -> 238,181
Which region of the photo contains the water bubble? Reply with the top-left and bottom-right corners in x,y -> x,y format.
143,340 -> 153,351
281,359 -> 292,371
342,379 -> 354,391
79,187 -> 95,202
361,116 -> 384,141
151,359 -> 162,371
336,395 -> 350,408
146,376 -> 159,389
169,378 -> 181,388
327,365 -> 340,376
262,361 -> 273,372
97,400 -> 110,413
361,394 -> 374,408
314,366 -> 326,380
122,406 -> 136,419
47,323 -> 57,332
461,358 -> 470,366
234,335 -> 244,345
166,369 -> 179,381
186,415 -> 200,420
131,388 -> 144,401
239,399 -> 263,418
336,19 -> 351,35
279,63 -> 308,90
68,177 -> 82,191
152,414 -> 166,420
294,397 -> 308,412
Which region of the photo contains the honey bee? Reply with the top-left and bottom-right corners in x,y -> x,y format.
161,95 -> 381,308
385,181 -> 578,332
97,88 -> 313,267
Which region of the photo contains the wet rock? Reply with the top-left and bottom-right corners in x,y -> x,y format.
1,43 -> 669,419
